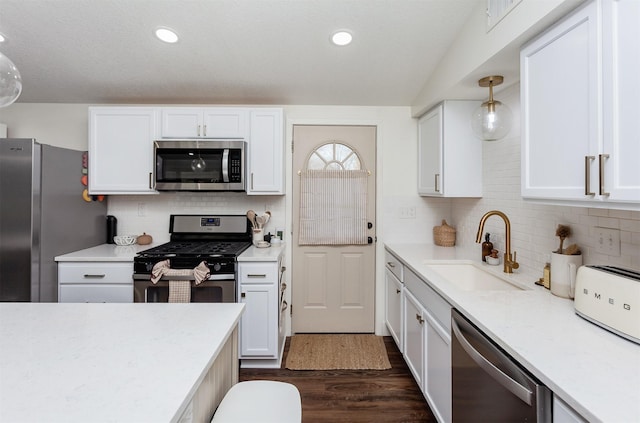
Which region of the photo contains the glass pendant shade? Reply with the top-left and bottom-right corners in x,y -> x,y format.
0,51 -> 22,107
471,100 -> 513,141
471,75 -> 512,141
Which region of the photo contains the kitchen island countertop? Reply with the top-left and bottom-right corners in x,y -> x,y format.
0,303 -> 244,422
386,243 -> 640,423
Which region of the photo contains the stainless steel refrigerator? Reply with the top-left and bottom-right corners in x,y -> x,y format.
0,139 -> 107,302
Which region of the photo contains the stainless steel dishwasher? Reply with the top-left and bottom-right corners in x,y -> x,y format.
451,309 -> 552,422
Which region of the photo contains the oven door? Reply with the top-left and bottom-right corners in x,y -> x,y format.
134,278 -> 236,303
153,140 -> 245,191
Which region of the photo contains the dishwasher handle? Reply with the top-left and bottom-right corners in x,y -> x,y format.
451,317 -> 533,406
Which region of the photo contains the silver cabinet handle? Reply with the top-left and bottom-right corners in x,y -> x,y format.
247,274 -> 267,278
387,262 -> 396,268
451,317 -> 533,405
434,174 -> 440,193
83,274 -> 106,278
599,154 -> 610,196
584,156 -> 595,196
197,125 -> 201,137
251,173 -> 254,190
149,172 -> 154,190
203,124 -> 207,137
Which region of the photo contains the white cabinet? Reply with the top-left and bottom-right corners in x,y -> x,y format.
601,0 -> 640,202
88,107 -> 158,194
161,107 -> 249,139
553,395 -> 588,423
238,258 -> 285,367
247,108 -> 284,195
403,268 -> 452,423
418,101 -> 482,197
58,262 -> 133,303
521,0 -> 640,208
403,287 -> 425,388
384,249 -> 404,352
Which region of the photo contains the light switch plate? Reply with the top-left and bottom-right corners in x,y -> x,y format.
595,227 -> 620,256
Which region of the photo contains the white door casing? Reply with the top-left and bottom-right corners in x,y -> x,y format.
292,125 -> 376,333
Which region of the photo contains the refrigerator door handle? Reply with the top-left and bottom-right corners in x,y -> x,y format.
451,317 -> 533,405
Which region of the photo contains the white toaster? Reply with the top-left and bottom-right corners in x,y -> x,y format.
574,265 -> 640,344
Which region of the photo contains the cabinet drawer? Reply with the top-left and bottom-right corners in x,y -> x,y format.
239,262 -> 277,283
405,269 -> 451,332
58,262 -> 133,284
384,250 -> 404,282
59,284 -> 133,303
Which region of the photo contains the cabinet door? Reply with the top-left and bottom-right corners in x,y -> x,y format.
521,0 -> 600,200
247,109 -> 284,194
417,105 -> 442,196
203,108 -> 249,139
88,107 -> 158,194
161,108 -> 202,138
385,268 -> 403,352
239,283 -> 277,357
403,288 -> 425,389
424,311 -> 452,423
602,0 -> 640,202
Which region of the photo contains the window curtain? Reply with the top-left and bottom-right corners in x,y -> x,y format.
298,169 -> 368,245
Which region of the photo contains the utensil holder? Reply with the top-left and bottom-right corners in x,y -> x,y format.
252,229 -> 264,246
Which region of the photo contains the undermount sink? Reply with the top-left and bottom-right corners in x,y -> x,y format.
425,263 -> 524,291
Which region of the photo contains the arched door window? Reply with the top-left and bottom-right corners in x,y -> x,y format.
306,142 -> 362,171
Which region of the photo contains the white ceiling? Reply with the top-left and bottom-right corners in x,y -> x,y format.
0,0 -> 483,106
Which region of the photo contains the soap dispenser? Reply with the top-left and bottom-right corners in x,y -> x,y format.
481,233 -> 493,262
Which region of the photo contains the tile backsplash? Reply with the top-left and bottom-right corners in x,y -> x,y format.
108,193 -> 285,244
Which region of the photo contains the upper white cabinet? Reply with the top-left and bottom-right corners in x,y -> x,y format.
418,101 -> 482,197
601,0 -> 640,202
521,0 -> 639,209
161,107 -> 249,139
247,108 -> 284,195
88,107 -> 158,194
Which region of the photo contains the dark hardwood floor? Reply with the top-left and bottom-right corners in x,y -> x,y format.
240,336 -> 437,422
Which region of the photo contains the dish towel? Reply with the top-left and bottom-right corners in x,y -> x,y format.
150,260 -> 211,303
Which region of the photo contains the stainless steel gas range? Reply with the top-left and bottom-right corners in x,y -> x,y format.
133,215 -> 252,303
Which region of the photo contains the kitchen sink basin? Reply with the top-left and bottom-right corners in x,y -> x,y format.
425,263 -> 523,291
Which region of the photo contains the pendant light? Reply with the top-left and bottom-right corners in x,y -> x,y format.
0,50 -> 21,107
471,75 -> 512,141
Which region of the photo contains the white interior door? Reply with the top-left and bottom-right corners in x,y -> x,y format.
292,125 -> 376,333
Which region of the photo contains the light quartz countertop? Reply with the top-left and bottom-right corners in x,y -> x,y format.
0,303 -> 244,422
385,243 -> 640,423
55,243 -> 163,262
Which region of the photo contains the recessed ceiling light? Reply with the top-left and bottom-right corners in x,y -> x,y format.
331,31 -> 352,46
155,27 -> 179,43
0,33 -> 6,43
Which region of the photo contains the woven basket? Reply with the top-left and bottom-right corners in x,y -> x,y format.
433,219 -> 456,247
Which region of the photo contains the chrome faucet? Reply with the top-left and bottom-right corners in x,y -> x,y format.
475,210 -> 519,273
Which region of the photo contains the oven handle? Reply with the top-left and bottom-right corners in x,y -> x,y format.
133,274 -> 235,281
451,316 -> 533,406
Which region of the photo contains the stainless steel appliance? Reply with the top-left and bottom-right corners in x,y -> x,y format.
0,139 -> 107,302
133,215 -> 251,302
451,309 -> 552,422
574,265 -> 640,344
153,140 -> 245,191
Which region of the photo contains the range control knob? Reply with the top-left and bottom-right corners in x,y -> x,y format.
212,263 -> 222,272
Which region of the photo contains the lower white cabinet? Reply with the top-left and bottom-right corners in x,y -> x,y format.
553,395 -> 588,423
58,262 -> 133,303
403,268 -> 452,423
385,267 -> 404,352
238,258 -> 285,367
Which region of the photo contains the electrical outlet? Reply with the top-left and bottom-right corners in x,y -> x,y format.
138,202 -> 147,217
399,207 -> 416,219
595,227 -> 620,256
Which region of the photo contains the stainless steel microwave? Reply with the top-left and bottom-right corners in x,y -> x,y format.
153,140 -> 246,191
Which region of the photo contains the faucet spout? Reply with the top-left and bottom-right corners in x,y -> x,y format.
475,210 -> 519,273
